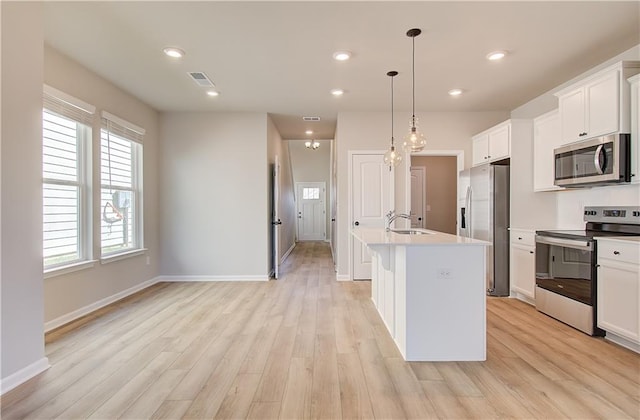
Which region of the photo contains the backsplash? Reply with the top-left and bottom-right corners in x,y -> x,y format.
556,183 -> 640,228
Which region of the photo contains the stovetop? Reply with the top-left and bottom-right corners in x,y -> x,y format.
536,206 -> 640,241
535,229 -> 639,241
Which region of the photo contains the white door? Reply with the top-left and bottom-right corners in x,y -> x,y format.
296,182 -> 326,241
351,153 -> 392,280
410,166 -> 426,228
271,155 -> 281,279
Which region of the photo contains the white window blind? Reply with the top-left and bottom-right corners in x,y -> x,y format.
42,89 -> 93,269
100,112 -> 144,256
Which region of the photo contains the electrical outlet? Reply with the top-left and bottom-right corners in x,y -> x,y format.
437,268 -> 452,279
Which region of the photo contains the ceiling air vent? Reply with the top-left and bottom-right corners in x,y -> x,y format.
303,116 -> 321,121
188,72 -> 215,88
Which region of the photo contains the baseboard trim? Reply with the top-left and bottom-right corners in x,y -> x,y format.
604,332 -> 640,354
1,357 -> 50,396
281,242 -> 296,264
336,274 -> 351,281
44,277 -> 160,333
157,275 -> 270,282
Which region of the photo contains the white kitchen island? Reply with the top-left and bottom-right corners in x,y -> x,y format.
351,227 -> 490,361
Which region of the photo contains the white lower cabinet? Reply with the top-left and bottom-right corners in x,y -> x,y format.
597,238 -> 640,352
509,229 -> 536,303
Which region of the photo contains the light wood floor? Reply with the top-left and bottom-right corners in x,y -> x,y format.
2,241 -> 639,419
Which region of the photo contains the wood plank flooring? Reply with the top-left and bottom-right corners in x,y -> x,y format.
2,241 -> 639,419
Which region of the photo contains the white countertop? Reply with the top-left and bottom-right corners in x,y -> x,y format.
595,236 -> 640,244
351,227 -> 490,247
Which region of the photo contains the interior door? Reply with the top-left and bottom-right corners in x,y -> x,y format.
271,155 -> 281,278
410,166 -> 426,228
351,153 -> 392,280
296,182 -> 326,241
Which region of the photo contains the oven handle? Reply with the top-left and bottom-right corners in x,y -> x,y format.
535,235 -> 593,251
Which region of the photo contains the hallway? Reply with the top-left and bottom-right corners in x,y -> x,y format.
2,241 -> 639,419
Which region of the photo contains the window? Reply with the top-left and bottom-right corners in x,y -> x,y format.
302,187 -> 320,200
42,86 -> 94,270
100,112 -> 144,257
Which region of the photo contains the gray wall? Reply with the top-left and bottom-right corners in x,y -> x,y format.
1,1 -> 47,383
159,112 -> 270,278
288,139 -> 332,241
410,155 -> 457,234
43,46 -> 161,325
335,111 -> 509,278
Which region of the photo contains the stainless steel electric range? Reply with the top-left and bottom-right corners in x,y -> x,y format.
535,206 -> 640,335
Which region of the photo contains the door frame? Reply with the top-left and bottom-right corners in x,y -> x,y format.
409,166 -> 426,228
295,181 -> 326,241
348,150 -> 394,281
405,150 -> 465,232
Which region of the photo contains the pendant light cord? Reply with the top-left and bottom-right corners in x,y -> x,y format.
411,34 -> 416,121
391,74 -> 394,147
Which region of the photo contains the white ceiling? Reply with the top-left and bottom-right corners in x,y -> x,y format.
43,1 -> 640,140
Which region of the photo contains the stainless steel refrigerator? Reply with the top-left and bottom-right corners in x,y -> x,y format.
463,163 -> 510,296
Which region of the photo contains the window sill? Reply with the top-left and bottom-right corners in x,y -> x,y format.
44,260 -> 98,279
100,248 -> 147,265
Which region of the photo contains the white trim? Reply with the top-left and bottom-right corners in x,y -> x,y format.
156,275 -> 270,282
604,332 -> 640,354
1,357 -> 50,396
281,242 -> 296,264
44,277 -> 160,333
43,84 -> 95,114
101,111 -> 145,135
100,248 -> 147,265
336,274 -> 352,281
44,259 -> 97,279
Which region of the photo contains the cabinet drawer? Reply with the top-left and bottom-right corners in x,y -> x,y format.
511,230 -> 536,247
597,240 -> 640,265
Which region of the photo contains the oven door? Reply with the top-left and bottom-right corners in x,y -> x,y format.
535,235 -> 595,305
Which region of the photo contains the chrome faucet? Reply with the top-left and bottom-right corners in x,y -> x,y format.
385,210 -> 411,231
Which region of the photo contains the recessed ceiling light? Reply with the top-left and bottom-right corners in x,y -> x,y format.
305,130 -> 313,135
163,47 -> 185,58
448,88 -> 463,96
486,50 -> 507,61
206,90 -> 219,97
333,51 -> 352,61
331,88 -> 344,96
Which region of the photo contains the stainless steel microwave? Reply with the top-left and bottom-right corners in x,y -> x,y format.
554,134 -> 631,187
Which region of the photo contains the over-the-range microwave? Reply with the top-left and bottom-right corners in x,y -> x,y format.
554,133 -> 631,188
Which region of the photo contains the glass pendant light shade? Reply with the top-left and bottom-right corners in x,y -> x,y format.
384,144 -> 402,167
404,28 -> 426,153
403,116 -> 426,152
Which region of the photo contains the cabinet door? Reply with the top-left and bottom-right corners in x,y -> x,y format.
587,70 -> 620,138
559,87 -> 586,143
630,77 -> 639,183
472,133 -> 489,166
488,124 -> 510,161
597,260 -> 640,344
533,111 -> 562,191
510,244 -> 535,300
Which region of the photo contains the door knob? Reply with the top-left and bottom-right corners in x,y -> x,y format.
354,221 -> 360,226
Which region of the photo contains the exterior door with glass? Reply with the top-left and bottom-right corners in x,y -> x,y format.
296,182 -> 326,241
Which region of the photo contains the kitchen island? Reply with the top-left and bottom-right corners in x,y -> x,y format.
351,227 -> 489,361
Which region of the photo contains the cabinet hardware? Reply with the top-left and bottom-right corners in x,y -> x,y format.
613,250 -> 620,255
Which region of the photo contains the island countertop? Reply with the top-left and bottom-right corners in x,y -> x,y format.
351,227 -> 490,247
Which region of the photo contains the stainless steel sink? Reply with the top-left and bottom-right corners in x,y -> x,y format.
390,229 -> 433,235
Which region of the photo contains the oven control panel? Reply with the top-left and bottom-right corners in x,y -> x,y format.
584,206 -> 640,224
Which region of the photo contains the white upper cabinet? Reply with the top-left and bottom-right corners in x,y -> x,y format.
555,61 -> 640,145
472,120 -> 511,166
533,110 -> 563,191
630,74 -> 640,184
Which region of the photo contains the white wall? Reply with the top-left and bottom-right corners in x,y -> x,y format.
43,46 -> 161,326
159,112 -> 269,279
1,1 -> 49,389
288,139 -> 332,241
511,44 -> 640,229
335,111 -> 509,278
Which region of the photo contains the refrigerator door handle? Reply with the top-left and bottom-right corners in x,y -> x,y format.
466,186 -> 472,238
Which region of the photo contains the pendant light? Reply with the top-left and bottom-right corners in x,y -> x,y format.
402,28 -> 426,153
383,71 -> 402,168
